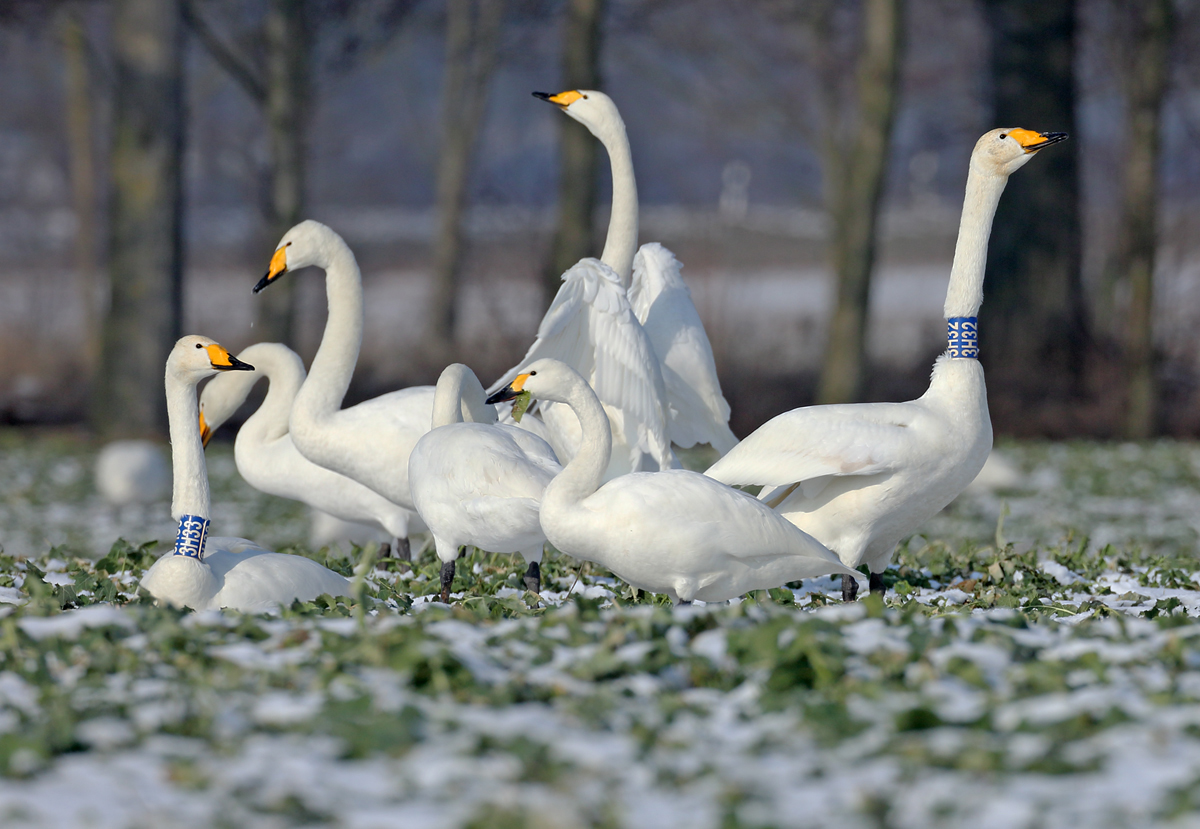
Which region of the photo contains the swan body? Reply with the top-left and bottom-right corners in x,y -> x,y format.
94,440 -> 170,506
490,89 -> 738,474
197,342 -> 415,543
488,359 -> 859,604
409,364 -> 561,601
252,220 -> 498,549
140,336 -> 351,612
705,128 -> 1067,599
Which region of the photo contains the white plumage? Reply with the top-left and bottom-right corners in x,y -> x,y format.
489,359 -> 858,604
410,363 -> 561,602
252,220 -> 498,556
94,440 -> 170,506
490,89 -> 737,475
706,127 -> 1067,600
140,336 -> 351,612
198,342 -> 415,545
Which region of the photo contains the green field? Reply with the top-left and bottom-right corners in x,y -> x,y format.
2,430 -> 1200,827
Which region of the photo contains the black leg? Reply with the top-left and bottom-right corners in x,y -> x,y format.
677,599 -> 693,606
439,560 -> 455,604
869,572 -> 885,596
523,561 -> 541,594
841,573 -> 860,602
396,536 -> 412,562
378,542 -> 391,559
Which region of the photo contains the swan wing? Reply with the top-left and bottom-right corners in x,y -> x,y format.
490,258 -> 672,470
630,244 -> 737,454
705,402 -> 924,488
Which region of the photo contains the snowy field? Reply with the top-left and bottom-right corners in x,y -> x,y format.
3,430 -> 1200,826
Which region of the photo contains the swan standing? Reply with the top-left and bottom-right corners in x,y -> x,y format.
488,360 -> 859,604
490,89 -> 737,473
409,364 -> 561,603
197,342 -> 415,554
705,128 -> 1067,600
252,220 -> 497,558
140,336 -> 351,612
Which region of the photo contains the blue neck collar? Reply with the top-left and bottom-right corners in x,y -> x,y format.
173,515 -> 210,559
946,317 -> 978,359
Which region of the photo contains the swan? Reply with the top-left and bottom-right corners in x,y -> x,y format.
489,89 -> 736,474
197,342 -> 415,554
94,440 -> 170,506
487,359 -> 859,604
409,364 -> 561,603
140,336 -> 351,612
705,128 -> 1068,601
252,220 -> 498,558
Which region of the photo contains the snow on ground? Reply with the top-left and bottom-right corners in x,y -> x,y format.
3,431 -> 1200,827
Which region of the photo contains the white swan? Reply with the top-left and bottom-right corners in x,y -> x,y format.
488,359 -> 859,604
705,128 -> 1068,600
252,220 -> 498,558
140,336 -> 351,612
409,364 -> 561,603
489,89 -> 737,473
94,440 -> 170,506
197,342 -> 415,553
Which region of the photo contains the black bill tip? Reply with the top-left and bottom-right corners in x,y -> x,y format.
221,355 -> 255,372
532,91 -> 552,101
252,273 -> 273,294
486,384 -> 520,405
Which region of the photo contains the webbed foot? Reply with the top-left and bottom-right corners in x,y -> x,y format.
841,573 -> 860,602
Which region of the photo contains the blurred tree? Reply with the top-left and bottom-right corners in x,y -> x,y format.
429,0 -> 507,354
541,0 -> 606,309
183,0 -> 420,348
93,0 -> 185,438
58,4 -> 101,374
815,0 -> 905,404
980,0 -> 1086,426
1109,0 -> 1173,438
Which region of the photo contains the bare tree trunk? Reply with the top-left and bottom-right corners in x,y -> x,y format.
542,0 -> 605,308
816,0 -> 905,404
59,5 -> 100,373
93,0 -> 184,438
255,0 -> 310,348
980,0 -> 1086,417
428,0 -> 506,354
1117,0 -> 1172,439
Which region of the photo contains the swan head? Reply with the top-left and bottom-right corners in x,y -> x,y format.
169,336 -> 254,392
253,220 -> 343,293
972,128 -> 1068,178
533,89 -> 624,141
485,358 -> 585,408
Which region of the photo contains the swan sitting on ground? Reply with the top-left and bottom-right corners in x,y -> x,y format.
140,336 -> 351,612
705,128 -> 1067,601
252,220 -> 497,559
490,89 -> 737,474
198,342 -> 416,557
488,359 -> 858,604
409,364 -> 561,603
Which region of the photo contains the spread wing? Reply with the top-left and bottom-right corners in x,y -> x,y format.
704,402 -> 924,495
490,258 -> 672,470
630,244 -> 737,455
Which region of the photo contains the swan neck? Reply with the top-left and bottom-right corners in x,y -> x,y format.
431,367 -> 467,428
543,376 -> 611,508
245,350 -> 301,443
598,118 -> 638,289
297,239 -> 362,419
943,167 -> 1007,320
167,371 -> 209,524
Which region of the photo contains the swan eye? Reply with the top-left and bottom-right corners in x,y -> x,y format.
528,371 -> 537,376
999,133 -> 1007,140
195,343 -> 203,349
286,241 -> 292,246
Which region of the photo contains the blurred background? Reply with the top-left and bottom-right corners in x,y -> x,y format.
0,0 -> 1197,441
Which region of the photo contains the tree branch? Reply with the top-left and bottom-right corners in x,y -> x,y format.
181,0 -> 266,105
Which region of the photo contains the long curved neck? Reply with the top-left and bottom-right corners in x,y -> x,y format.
296,237 -> 363,419
542,376 -> 611,508
244,348 -> 303,444
167,372 -> 208,522
943,166 -> 1008,319
597,118 -> 638,290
